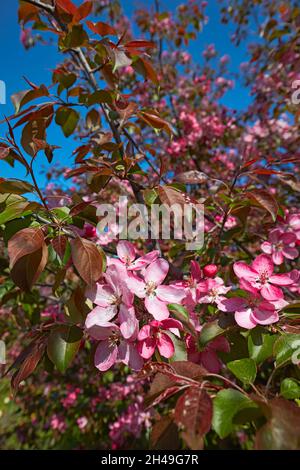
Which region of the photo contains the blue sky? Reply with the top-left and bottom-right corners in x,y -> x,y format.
0,0 -> 252,187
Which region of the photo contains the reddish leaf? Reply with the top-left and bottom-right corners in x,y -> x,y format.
137,110 -> 173,135
10,336 -> 47,393
56,0 -> 77,15
86,20 -> 117,36
255,398 -> 300,450
51,235 -> 67,259
8,227 -> 45,268
70,236 -> 104,284
11,243 -> 48,291
174,388 -> 212,449
151,415 -> 181,450
245,189 -> 278,221
124,40 -> 156,50
74,1 -> 93,22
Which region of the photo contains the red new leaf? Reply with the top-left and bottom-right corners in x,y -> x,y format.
70,236 -> 104,284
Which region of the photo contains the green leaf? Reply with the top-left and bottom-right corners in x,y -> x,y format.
227,358 -> 257,384
166,332 -> 187,362
273,334 -> 300,367
212,389 -> 258,438
168,303 -> 189,320
55,106 -> 79,137
47,325 -> 82,373
280,378 -> 300,399
248,327 -> 277,364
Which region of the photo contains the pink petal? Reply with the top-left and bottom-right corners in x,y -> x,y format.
239,278 -> 259,294
86,283 -> 114,307
234,308 -> 257,329
260,283 -> 283,301
281,232 -> 296,244
218,297 -> 246,312
157,332 -> 175,358
156,285 -> 186,303
137,337 -> 157,359
269,228 -> 282,244
190,260 -> 202,281
282,247 -> 298,260
129,250 -> 159,270
269,273 -> 294,286
94,340 -> 118,371
119,305 -> 138,340
126,273 -> 146,298
145,295 -> 170,320
160,318 -> 183,331
144,258 -> 169,285
261,241 -> 272,255
233,261 -> 257,281
85,305 -> 117,326
272,251 -> 284,265
118,341 -> 143,370
137,324 -> 151,341
251,308 -> 279,325
117,240 -> 136,264
252,254 -> 273,276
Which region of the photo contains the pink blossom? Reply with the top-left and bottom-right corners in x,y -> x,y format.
108,240 -> 159,271
126,259 -> 186,320
87,322 -> 143,372
218,279 -> 280,329
234,254 -> 293,301
86,265 -> 134,330
261,228 -> 298,265
137,319 -> 183,359
77,416 -> 88,430
198,276 -> 231,308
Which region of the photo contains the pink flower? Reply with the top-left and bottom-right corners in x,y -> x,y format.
109,240 -> 159,271
286,213 -> 300,241
198,277 -> 231,308
87,322 -> 143,372
86,265 -> 134,331
126,259 -> 186,320
233,254 -> 293,301
77,416 -> 88,430
137,319 -> 183,359
261,228 -> 298,265
218,279 -> 279,329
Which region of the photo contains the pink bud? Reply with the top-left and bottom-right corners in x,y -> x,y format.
203,264 -> 218,278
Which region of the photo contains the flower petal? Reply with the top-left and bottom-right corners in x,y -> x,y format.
218,297 -> 246,312
144,258 -> 169,285
129,250 -> 159,270
269,273 -> 294,286
234,308 -> 257,329
261,283 -> 283,301
86,283 -> 114,307
156,285 -> 186,303
157,332 -> 174,358
117,240 -> 136,264
251,308 -> 279,325
94,340 -> 118,371
126,273 -> 146,298
252,254 -> 273,276
119,305 -> 138,340
137,337 -> 156,359
145,295 -> 170,320
233,261 -> 257,281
